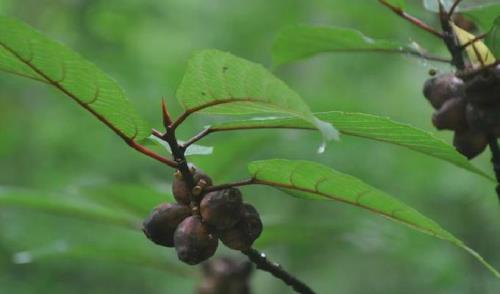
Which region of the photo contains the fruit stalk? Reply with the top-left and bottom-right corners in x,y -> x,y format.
488,135 -> 500,197
242,248 -> 316,294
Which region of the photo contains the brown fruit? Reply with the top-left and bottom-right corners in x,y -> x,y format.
465,103 -> 500,132
423,74 -> 465,109
174,216 -> 218,265
142,203 -> 191,247
465,66 -> 500,106
453,129 -> 488,159
201,188 -> 243,230
172,165 -> 213,205
432,98 -> 467,131
220,204 -> 263,251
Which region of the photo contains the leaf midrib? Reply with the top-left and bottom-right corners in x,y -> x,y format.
252,178 -> 450,240
0,40 -> 138,141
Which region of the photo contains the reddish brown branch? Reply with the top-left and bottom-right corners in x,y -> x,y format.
181,128 -> 213,149
378,0 -> 444,39
125,139 -> 178,168
204,178 -> 257,192
0,42 -> 181,168
171,98 -> 256,130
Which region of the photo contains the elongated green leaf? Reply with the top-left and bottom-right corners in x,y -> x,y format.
486,16 -> 500,58
0,17 -> 150,141
210,111 -> 492,181
80,183 -> 174,217
0,188 -> 140,229
464,4 -> 500,32
248,159 -> 500,278
12,241 -> 193,276
176,49 -> 338,141
386,0 -> 406,8
272,25 -> 416,67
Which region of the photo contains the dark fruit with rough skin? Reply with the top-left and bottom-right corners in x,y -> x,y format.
172,166 -> 213,205
465,103 -> 500,132
220,204 -> 263,251
431,98 -> 467,131
142,203 -> 191,247
465,66 -> 500,106
174,216 -> 218,265
423,73 -> 465,109
453,129 -> 488,159
201,188 -> 243,230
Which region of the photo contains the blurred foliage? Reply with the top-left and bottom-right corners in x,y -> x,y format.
1,0 -> 500,293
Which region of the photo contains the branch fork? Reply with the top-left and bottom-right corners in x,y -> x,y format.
127,97 -> 316,294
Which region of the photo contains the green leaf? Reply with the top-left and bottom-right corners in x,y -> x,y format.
485,16 -> 500,58
248,159 -> 500,278
0,17 -> 150,141
272,25 -> 413,67
210,111 -> 492,181
79,183 -> 174,217
143,135 -> 214,156
464,4 -> 500,32
12,241 -> 193,276
0,187 -> 140,229
176,49 -> 339,141
386,0 -> 406,8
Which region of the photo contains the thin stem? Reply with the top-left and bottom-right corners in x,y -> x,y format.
181,128 -> 213,149
152,129 -> 163,138
204,178 -> 257,192
448,0 -> 463,19
242,248 -> 316,294
163,127 -> 197,199
171,98 -> 256,130
487,135 -> 500,199
470,42 -> 486,67
459,33 -> 487,51
378,0 -> 444,39
402,49 -> 451,63
125,139 -> 178,168
171,111 -> 191,130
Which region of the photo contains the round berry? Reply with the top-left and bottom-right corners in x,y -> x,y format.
174,216 -> 218,265
201,188 -> 243,230
142,203 -> 191,247
219,204 -> 263,251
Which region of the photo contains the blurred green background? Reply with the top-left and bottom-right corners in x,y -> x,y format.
1,0 -> 500,293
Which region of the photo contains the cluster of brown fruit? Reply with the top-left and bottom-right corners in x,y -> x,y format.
423,65 -> 500,159
197,257 -> 253,294
142,166 -> 263,265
